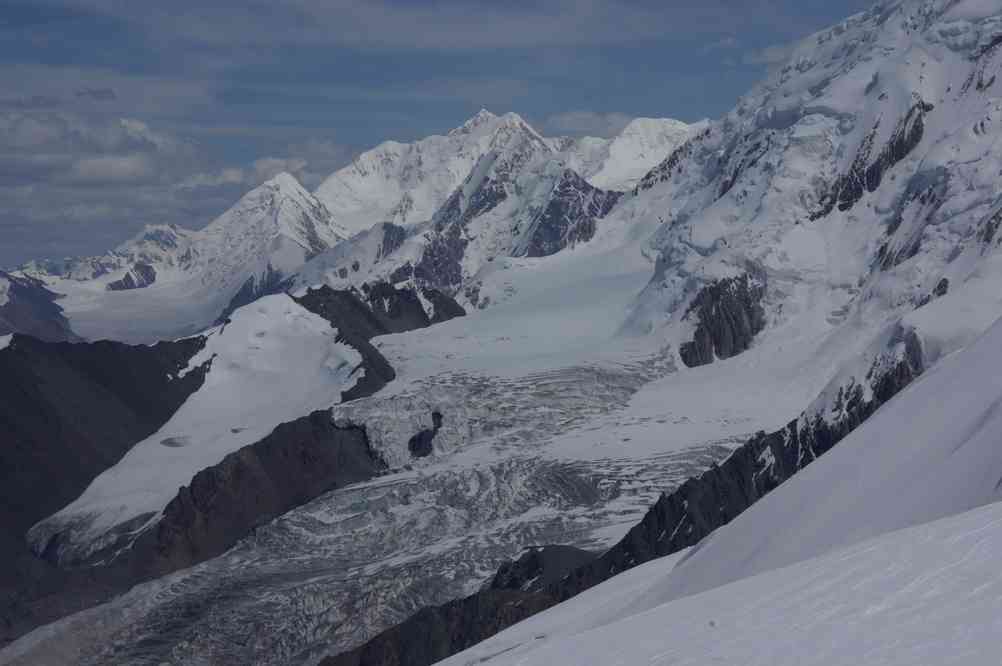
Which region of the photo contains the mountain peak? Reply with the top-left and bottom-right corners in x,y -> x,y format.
450,108 -> 500,135
262,171 -> 306,195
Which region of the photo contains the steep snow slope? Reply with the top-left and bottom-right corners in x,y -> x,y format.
27,294 -> 363,564
20,173 -> 344,343
314,110 -> 517,236
618,311 -> 1002,614
444,500 -> 1002,666
560,117 -> 703,191
628,0 -> 1002,369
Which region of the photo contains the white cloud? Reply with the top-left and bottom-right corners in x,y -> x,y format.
63,154 -> 156,184
177,167 -> 246,190
701,36 -> 738,54
49,0 -> 794,52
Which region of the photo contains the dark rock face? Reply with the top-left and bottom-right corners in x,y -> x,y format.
295,285 -> 397,342
0,335 -> 210,542
717,134 -> 774,200
216,264 -> 291,324
321,329 -> 925,666
131,410 -> 387,577
364,282 -> 466,333
933,277 -> 949,298
106,262 -> 157,291
519,170 -> 621,258
321,590 -> 555,666
407,411 -> 443,458
635,127 -> 711,194
488,545 -> 596,593
811,100 -> 932,220
0,334 -> 209,643
414,226 -> 467,295
292,286 -> 398,402
679,274 -> 766,368
1,408 -> 387,645
364,282 -> 434,333
377,224 -> 408,261
423,288 -> 466,324
0,270 -> 78,342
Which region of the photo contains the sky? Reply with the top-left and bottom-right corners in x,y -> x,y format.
1,0 -> 876,268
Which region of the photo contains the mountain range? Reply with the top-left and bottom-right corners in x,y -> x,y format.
5,1 -> 1002,664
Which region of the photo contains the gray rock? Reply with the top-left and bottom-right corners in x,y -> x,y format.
0,270 -> 78,342
679,274 -> 766,368
106,263 -> 157,291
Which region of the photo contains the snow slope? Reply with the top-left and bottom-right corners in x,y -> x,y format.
26,294 -> 363,563
20,173 -> 345,343
561,117 -> 703,191
444,500 -> 1002,666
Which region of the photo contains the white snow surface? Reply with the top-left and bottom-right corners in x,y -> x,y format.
20,173 -> 345,344
0,334 -> 12,351
26,294 -> 362,562
562,117 -> 704,191
446,500 -> 1002,666
314,111 -> 695,238
0,275 -> 9,307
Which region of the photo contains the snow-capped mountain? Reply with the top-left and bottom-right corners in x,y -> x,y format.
297,112 -> 626,303
19,173 -> 345,343
9,2 -> 1002,665
5,112 -> 694,345
315,111 -> 696,239
558,117 -> 703,191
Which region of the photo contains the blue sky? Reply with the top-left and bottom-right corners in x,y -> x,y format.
1,0 -> 875,267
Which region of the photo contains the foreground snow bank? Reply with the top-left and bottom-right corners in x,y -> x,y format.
446,500 -> 1002,666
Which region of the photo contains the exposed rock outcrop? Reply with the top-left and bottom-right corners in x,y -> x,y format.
106,262 -> 157,291
678,274 -> 766,368
0,333 -> 210,643
487,545 -> 596,593
811,100 -> 932,220
132,410 -> 387,577
0,270 -> 78,342
517,170 -> 621,258
407,411 -> 443,458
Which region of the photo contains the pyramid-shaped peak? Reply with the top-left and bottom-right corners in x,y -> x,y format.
450,108 -> 501,135
262,171 -> 307,194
